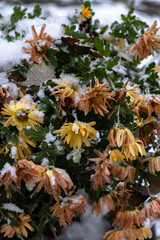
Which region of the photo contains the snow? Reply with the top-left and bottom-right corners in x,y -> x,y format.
44,132 -> 56,144
3,203 -> 24,213
41,157 -> 49,166
56,168 -> 71,180
48,173 -> 56,186
0,39 -> 30,71
66,148 -> 84,163
11,146 -> 17,159
34,109 -> 45,118
59,204 -> 111,240
72,122 -> 79,133
0,72 -> 19,98
37,88 -> 45,98
1,163 -> 17,178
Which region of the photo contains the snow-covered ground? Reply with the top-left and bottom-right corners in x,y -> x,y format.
1,0 -> 160,239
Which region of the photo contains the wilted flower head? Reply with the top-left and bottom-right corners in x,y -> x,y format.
91,162 -> 112,190
113,209 -> 144,229
16,159 -> 46,186
51,75 -> 86,109
80,76 -> 113,116
130,20 -> 160,60
109,149 -> 125,163
0,213 -> 34,238
23,24 -> 55,64
141,197 -> 160,219
122,140 -> 146,161
0,163 -> 20,190
40,168 -> 73,195
103,226 -> 152,240
13,131 -> 36,159
126,84 -> 141,102
108,125 -> 135,148
148,156 -> 160,173
17,159 -> 73,195
133,226 -> 152,240
81,4 -> 92,20
92,193 -> 115,216
55,121 -> 98,149
89,150 -> 113,190
0,86 -> 13,108
50,191 -> 88,227
1,95 -> 44,131
111,165 -> 136,184
148,96 -> 160,117
139,119 -> 160,145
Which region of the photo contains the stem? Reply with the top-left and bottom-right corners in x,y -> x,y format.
41,235 -> 44,240
49,222 -> 59,240
117,105 -> 120,125
107,76 -> 116,91
12,227 -> 25,240
145,179 -> 152,197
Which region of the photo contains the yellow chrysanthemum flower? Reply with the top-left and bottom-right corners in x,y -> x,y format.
81,4 -> 92,20
0,131 -> 36,159
55,121 -> 98,149
122,140 -> 146,161
109,149 -> 125,163
0,213 -> 34,238
14,131 -> 36,159
1,96 -> 44,131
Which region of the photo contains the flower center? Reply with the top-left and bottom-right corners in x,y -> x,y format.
36,40 -> 48,53
16,109 -> 28,122
91,95 -> 103,104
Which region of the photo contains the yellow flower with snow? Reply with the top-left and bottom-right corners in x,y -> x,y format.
51,74 -> 86,108
127,84 -> 140,102
14,131 -> 36,159
109,149 -> 125,163
81,4 -> 92,20
0,213 -> 34,238
55,121 -> 98,149
0,131 -> 36,159
1,95 -> 44,131
122,140 -> 146,161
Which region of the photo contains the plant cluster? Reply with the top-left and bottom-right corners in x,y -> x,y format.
1,1 -> 160,239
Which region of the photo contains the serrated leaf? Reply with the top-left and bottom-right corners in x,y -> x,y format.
24,125 -> 49,142
107,56 -> 119,69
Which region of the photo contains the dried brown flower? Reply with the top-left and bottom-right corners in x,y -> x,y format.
130,20 -> 160,60
50,192 -> 88,227
23,24 -> 55,64
92,193 -> 115,216
80,76 -> 113,116
141,197 -> 160,219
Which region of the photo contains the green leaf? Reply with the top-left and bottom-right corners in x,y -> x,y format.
28,4 -> 42,19
107,56 -> 119,69
11,3 -> 27,24
46,49 -> 58,67
94,37 -> 110,57
100,25 -> 108,35
64,25 -> 87,39
33,4 -> 41,17
94,37 -> 103,55
24,125 -> 49,142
